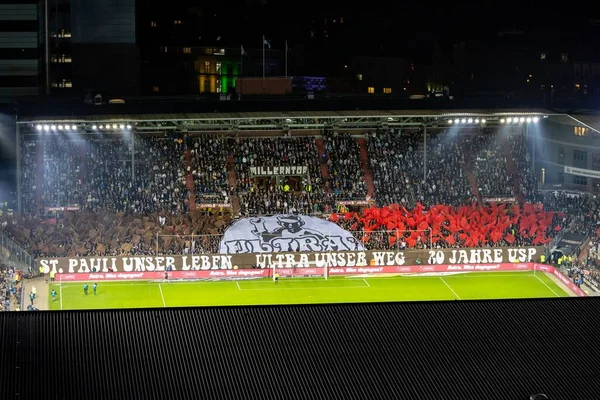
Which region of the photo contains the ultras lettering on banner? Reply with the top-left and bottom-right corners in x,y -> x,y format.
256,252 -> 371,269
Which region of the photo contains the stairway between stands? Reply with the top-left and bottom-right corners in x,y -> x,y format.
502,140 -> 525,202
357,137 -> 375,198
315,138 -> 332,193
184,149 -> 196,210
461,141 -> 483,204
227,153 -> 240,214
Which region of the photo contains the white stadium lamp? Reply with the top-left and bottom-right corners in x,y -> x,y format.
454,118 -> 460,124
36,125 -> 42,131
500,119 -> 505,124
57,125 -> 63,130
533,117 -> 539,123
481,119 -> 486,124
474,118 -> 480,123
519,117 -> 525,123
71,125 -> 77,130
50,125 -> 56,131
447,119 -> 453,124
526,117 -> 532,123
92,125 -> 97,130
506,118 -> 512,123
461,118 -> 466,123
43,125 -> 50,131
119,124 -> 125,129
126,124 -> 132,129
468,118 -> 473,123
513,118 -> 519,124
112,124 -> 117,129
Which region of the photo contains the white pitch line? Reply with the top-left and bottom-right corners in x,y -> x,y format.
439,277 -> 461,300
59,283 -> 63,310
534,274 -> 561,297
158,284 -> 166,307
236,281 -> 242,291
363,278 -> 371,287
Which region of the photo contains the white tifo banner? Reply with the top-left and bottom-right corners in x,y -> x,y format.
219,214 -> 365,254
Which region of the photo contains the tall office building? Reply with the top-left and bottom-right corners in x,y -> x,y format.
48,0 -> 139,97
0,0 -> 43,103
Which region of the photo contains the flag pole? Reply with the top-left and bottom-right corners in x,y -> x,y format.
262,35 -> 266,92
240,45 -> 243,98
285,40 -> 288,79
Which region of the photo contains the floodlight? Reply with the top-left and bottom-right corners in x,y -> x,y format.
500,119 -> 505,123
519,117 -> 525,123
481,119 -> 486,124
461,118 -> 466,123
92,125 -> 97,130
58,125 -> 63,130
36,125 -> 42,131
71,125 -> 77,130
474,118 -> 480,123
513,118 -> 519,124
43,125 -> 49,131
506,118 -> 512,123
50,125 -> 56,131
454,118 -> 460,124
112,124 -> 117,129
533,117 -> 539,123
526,117 -> 532,123
126,124 -> 132,129
447,119 -> 453,124
119,124 -> 125,129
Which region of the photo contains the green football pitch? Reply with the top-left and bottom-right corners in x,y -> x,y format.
47,271 -> 570,310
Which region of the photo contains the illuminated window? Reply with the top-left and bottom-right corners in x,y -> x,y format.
51,54 -> 72,63
340,17 -> 344,23
174,20 -> 182,25
574,126 -> 588,136
367,87 -> 374,94
540,52 -> 546,60
183,47 -> 191,54
216,62 -> 222,74
357,74 -> 363,80
161,46 -> 168,53
575,83 -> 581,89
52,79 -> 72,88
152,86 -> 160,92
204,61 -> 210,73
383,88 -> 392,94
151,21 -> 157,28
561,53 -> 568,62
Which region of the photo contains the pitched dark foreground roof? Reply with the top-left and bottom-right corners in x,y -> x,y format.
1,298 -> 599,400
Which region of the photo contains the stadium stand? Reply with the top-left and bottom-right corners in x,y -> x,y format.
368,129 -> 473,207
323,130 -> 366,199
189,135 -> 230,203
1,298 -> 598,399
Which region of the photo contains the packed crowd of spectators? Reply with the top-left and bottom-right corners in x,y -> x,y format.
234,136 -> 330,215
20,139 -> 38,214
465,130 -> 514,198
42,137 -> 85,208
0,263 -> 20,311
323,131 -> 366,198
0,210 -> 232,258
368,129 -> 473,207
507,131 -> 538,201
189,135 -> 230,203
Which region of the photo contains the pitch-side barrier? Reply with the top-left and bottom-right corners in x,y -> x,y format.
56,263 -> 586,297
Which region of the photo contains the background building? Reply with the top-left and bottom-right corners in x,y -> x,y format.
49,0 -> 139,98
0,0 -> 43,102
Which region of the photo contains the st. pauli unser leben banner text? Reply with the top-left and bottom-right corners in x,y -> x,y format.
39,246 -> 544,274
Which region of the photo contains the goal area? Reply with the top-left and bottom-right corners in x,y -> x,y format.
271,262 -> 329,280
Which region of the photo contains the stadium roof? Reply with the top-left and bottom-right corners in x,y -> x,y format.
17,109 -> 553,132
1,298 -> 598,400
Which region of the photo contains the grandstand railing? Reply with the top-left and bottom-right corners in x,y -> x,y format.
0,233 -> 35,272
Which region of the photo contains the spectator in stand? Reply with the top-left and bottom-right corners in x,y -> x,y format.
189,135 -> 230,204
324,131 -> 366,199
368,129 -> 472,207
507,132 -> 538,201
464,130 -> 514,199
235,136 -> 331,215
